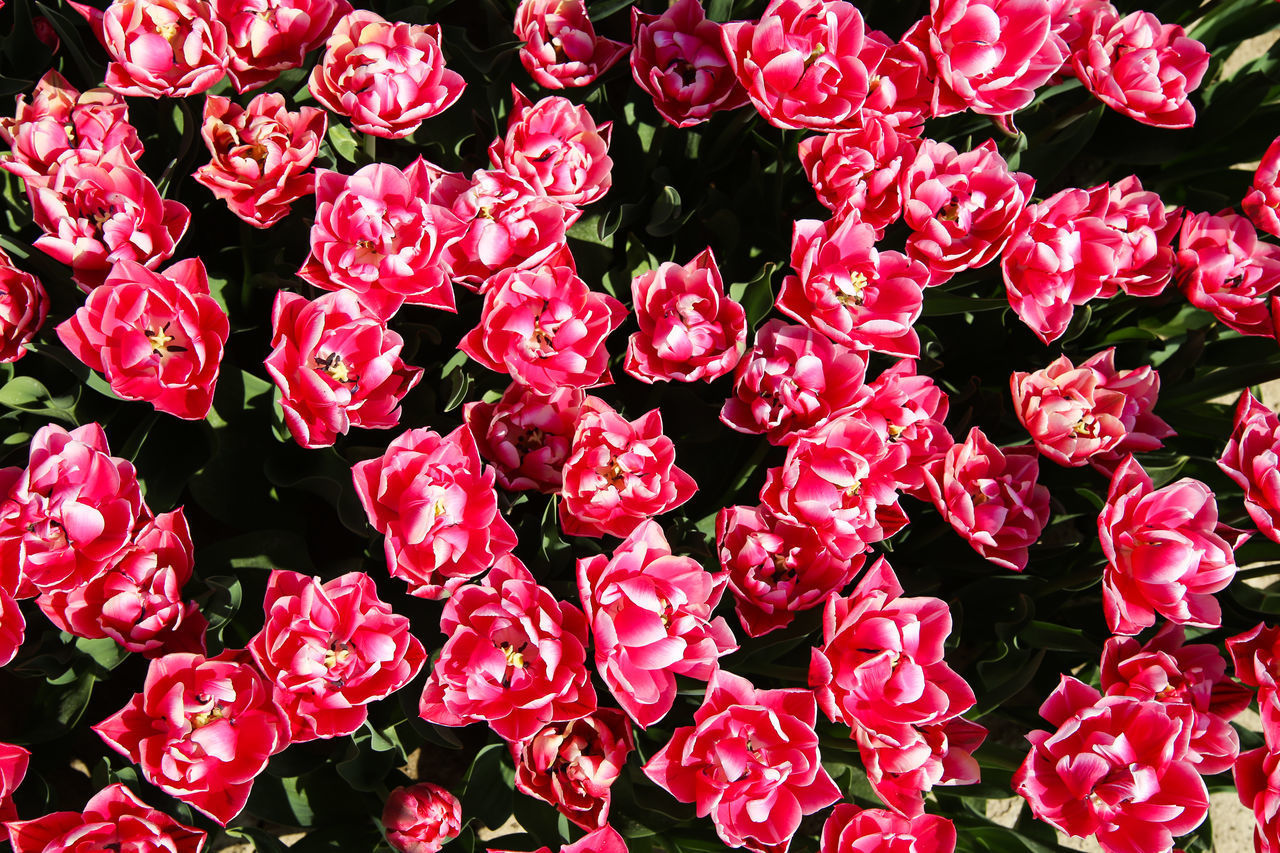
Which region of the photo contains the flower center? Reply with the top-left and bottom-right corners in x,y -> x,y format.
514,427 -> 545,454
146,322 -> 187,358
314,352 -> 357,386
190,693 -> 227,729
837,272 -> 868,306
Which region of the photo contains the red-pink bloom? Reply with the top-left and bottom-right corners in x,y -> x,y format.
491,88 -> 613,207
796,117 -> 921,234
1072,9 -> 1209,129
0,423 -> 148,596
383,783 -> 462,853
1175,211 -> 1280,338
1236,746 -> 1280,853
761,415 -> 908,560
514,0 -> 629,90
577,520 -> 736,727
464,383 -> 584,494
461,264 -> 626,394
866,21 -> 936,130
298,158 -> 466,318
1096,175 -> 1181,298
57,258 -> 229,420
1014,676 -> 1209,853
1049,0 -> 1117,56
214,0 -> 352,92
488,826 -> 629,853
0,248 -> 47,363
250,569 -> 425,741
26,150 -> 189,290
625,247 -> 746,383
821,805 -> 956,853
511,709 -> 634,829
1219,389 -> 1280,542
1011,348 -> 1173,470
351,425 -> 518,600
720,0 -> 878,132
927,0 -> 1068,117
629,0 -> 749,128
925,427 -> 1049,572
717,504 -> 865,638
0,488 -> 24,667
721,320 -> 871,445
1000,186 -> 1122,343
1099,455 -> 1244,635
559,398 -> 698,539
194,92 -> 325,229
0,742 -> 28,822
1245,134 -> 1280,239
93,650 -> 290,825
0,70 -> 142,185
901,139 -> 1033,286
440,169 -> 577,287
83,0 -> 229,98
6,783 -> 205,853
36,509 -> 206,657
1100,624 -> 1250,775
861,359 -> 953,500
1228,622 -> 1280,749
309,10 -> 465,139
419,555 -> 596,742
858,717 -> 985,822
265,290 -> 423,448
778,216 -> 928,358
810,558 -> 978,816
644,669 -> 841,853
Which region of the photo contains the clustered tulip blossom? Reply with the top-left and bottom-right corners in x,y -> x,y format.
0,0 -> 1269,851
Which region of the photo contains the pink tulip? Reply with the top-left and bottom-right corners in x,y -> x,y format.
383,784 -> 462,853
464,383 -> 585,494
419,555 -> 596,743
511,709 -> 634,830
559,398 -> 698,539
249,570 -> 426,741
577,520 -> 736,727
93,650 -> 290,825
460,264 -> 626,393
629,0 -> 749,128
514,0 -> 628,90
1219,389 -> 1280,542
6,783 -> 205,853
265,290 -> 423,448
490,88 -> 613,207
644,669 -> 841,853
925,427 -> 1049,571
1099,455 -> 1245,634
57,258 -> 229,420
1015,676 -> 1209,853
625,247 -> 746,384
215,0 -> 351,92
309,10 -> 464,139
195,92 -> 325,229
351,425 -> 517,600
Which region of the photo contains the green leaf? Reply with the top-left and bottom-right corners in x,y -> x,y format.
728,263 -> 776,330
200,575 -> 244,634
226,826 -> 293,853
462,743 -> 515,833
74,637 -> 130,673
328,124 -> 360,162
646,186 -> 685,237
0,376 -> 76,422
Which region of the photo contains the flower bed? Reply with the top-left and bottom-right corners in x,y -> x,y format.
0,0 -> 1279,852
